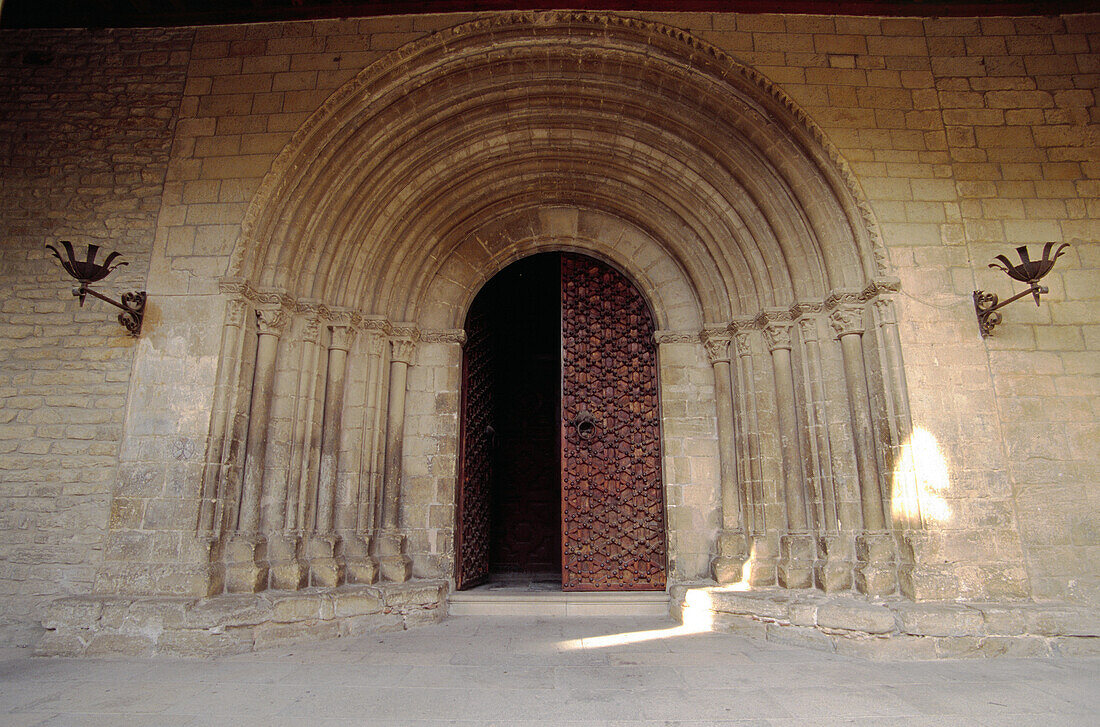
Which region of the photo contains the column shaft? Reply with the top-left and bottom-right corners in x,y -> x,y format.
317,327 -> 351,534
768,345 -> 808,532
838,332 -> 885,531
239,311 -> 283,533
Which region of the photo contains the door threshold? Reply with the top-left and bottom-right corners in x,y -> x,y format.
448,587 -> 671,617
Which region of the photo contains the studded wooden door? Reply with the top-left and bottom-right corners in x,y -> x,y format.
560,253 -> 666,591
455,296 -> 494,590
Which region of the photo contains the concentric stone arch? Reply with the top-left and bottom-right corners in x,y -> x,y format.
228,10 -> 889,319
202,11 -> 917,599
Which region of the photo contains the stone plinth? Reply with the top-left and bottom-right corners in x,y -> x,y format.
671,584 -> 1100,660
37,581 -> 447,657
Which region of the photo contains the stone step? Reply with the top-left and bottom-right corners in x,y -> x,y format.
448,589 -> 671,617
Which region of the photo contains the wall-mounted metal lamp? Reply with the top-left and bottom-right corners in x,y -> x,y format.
973,242 -> 1069,338
46,240 -> 146,336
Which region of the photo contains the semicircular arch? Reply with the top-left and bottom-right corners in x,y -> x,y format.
230,11 -> 888,326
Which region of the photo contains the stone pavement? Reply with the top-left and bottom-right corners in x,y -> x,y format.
2,616 -> 1098,726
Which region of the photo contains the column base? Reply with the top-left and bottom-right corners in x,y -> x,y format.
374,531 -> 411,583
224,534 -> 269,593
778,533 -> 814,589
268,534 -> 308,591
339,534 -> 378,585
856,531 -> 897,596
305,534 -> 346,588
815,534 -> 854,593
711,530 -> 749,584
746,533 -> 778,587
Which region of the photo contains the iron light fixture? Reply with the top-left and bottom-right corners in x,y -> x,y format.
46,240 -> 147,336
973,242 -> 1069,338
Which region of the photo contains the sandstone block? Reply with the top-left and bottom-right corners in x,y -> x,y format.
271,594 -> 326,622
816,598 -> 897,634
252,619 -> 340,650
706,590 -> 790,620
894,602 -> 984,636
765,623 -> 836,653
933,635 -> 1052,659
381,581 -> 446,609
332,590 -> 384,618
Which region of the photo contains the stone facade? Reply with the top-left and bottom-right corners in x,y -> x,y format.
0,11 -> 1097,651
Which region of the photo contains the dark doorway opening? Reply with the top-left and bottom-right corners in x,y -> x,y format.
455,251 -> 667,592
478,253 -> 562,584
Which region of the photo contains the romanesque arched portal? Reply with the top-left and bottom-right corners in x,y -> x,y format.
199,12 -> 917,600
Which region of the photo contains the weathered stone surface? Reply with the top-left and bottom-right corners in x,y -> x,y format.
271,594 -> 326,622
382,581 -> 447,609
252,620 -> 340,650
705,591 -> 791,620
933,635 -> 1052,659
332,589 -> 384,618
894,602 -> 984,636
765,623 -> 836,652
1024,606 -> 1100,637
816,598 -> 897,634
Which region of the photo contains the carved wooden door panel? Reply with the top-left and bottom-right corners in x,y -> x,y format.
456,297 -> 494,590
560,253 -> 666,591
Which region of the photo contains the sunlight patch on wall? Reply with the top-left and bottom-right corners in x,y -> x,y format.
891,425 -> 953,528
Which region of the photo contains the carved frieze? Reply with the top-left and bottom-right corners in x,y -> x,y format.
653,330 -> 699,345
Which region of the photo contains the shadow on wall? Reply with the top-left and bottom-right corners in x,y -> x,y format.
891,425 -> 953,529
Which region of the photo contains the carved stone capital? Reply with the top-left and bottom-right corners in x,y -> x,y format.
302,314 -> 322,341
762,320 -> 794,352
391,337 -> 417,364
872,297 -> 897,326
328,323 -> 354,352
733,329 -> 754,357
225,298 -> 248,328
362,327 -> 387,356
255,308 -> 287,337
700,329 -> 732,365
796,315 -> 821,343
829,304 -> 865,338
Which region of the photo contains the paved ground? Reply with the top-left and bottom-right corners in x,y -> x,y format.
1,616 -> 1098,726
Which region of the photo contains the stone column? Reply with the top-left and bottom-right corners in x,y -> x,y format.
704,330 -> 748,583
733,327 -> 774,586
376,332 -> 416,582
873,297 -> 919,529
225,307 -> 284,593
763,318 -> 813,589
197,297 -> 248,595
305,323 -> 352,588
797,314 -> 851,593
338,326 -> 385,586
830,304 -> 895,596
265,316 -> 311,592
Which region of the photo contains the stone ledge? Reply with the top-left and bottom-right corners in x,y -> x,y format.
672,585 -> 1100,660
36,580 -> 447,657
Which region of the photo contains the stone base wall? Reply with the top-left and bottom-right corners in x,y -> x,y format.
36,580 -> 446,657
0,27 -> 193,646
673,585 -> 1100,659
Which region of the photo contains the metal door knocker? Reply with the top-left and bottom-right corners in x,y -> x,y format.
573,411 -> 598,439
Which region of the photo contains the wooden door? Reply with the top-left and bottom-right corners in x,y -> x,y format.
455,297 -> 494,590
560,253 -> 666,591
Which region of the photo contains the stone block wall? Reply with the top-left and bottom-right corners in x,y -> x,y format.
0,28 -> 192,644
0,11 -> 1097,644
